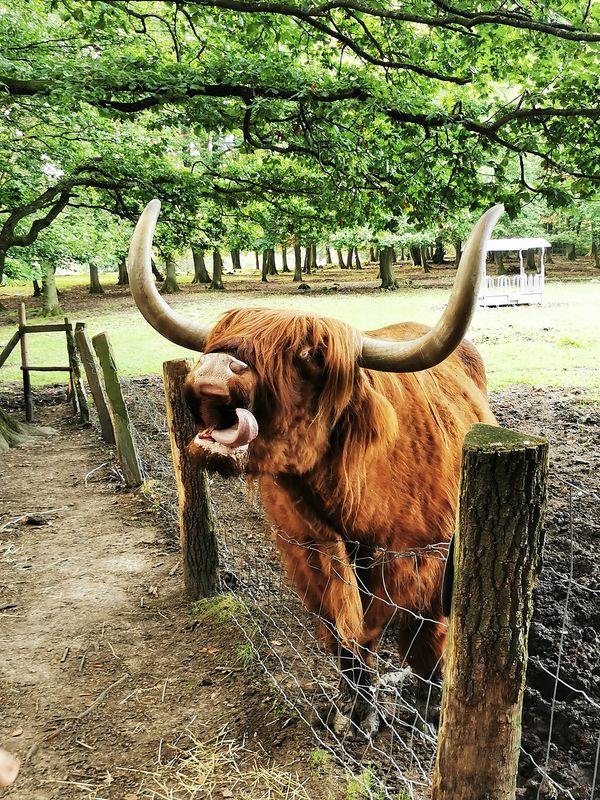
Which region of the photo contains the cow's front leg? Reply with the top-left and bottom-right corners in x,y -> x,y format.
328,645 -> 379,738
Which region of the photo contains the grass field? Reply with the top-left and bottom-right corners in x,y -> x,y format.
1,275 -> 599,398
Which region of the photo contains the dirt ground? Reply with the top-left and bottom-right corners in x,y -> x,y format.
1,379 -> 599,800
0,395 -> 347,800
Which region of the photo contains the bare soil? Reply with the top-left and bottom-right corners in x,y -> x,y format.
0,393 -> 346,800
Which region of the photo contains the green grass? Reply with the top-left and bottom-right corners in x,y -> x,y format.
1,280 -> 599,397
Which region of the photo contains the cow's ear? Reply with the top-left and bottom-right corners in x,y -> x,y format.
298,346 -> 326,379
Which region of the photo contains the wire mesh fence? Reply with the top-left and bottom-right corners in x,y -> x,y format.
123,377 -> 599,800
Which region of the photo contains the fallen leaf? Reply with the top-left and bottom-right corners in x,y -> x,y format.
11,727 -> 23,737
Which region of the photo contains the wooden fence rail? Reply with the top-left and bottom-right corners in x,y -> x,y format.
431,424 -> 549,799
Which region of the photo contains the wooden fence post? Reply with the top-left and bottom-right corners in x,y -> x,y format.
92,332 -> 143,488
431,424 -> 549,800
18,303 -> 34,423
163,358 -> 219,599
75,323 -> 115,444
65,319 -> 89,424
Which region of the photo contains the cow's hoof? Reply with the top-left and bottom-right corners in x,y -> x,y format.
326,688 -> 380,739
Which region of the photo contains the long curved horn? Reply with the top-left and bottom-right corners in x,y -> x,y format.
359,204 -> 503,372
128,199 -> 211,352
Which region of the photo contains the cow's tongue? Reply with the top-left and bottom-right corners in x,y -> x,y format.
196,408 -> 258,449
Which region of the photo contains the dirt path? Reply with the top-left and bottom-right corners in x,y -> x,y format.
0,406 -> 343,799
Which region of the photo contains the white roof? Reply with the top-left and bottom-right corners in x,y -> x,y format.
486,237 -> 551,252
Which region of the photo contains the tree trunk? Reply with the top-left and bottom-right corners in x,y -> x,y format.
0,407 -> 55,452
337,249 -> 346,269
379,246 -> 398,290
160,259 -> 181,294
304,246 -> 312,275
432,238 -> 445,264
261,250 -> 269,282
32,279 -> 42,297
191,249 -> 210,283
41,262 -> 61,316
455,239 -> 462,267
281,246 -> 290,272
592,235 -> 599,268
266,248 -> 278,275
254,251 -> 260,270
431,424 -> 548,800
369,246 -> 376,263
89,262 -> 104,294
151,258 -> 164,282
230,248 -> 242,271
410,246 -> 422,267
526,249 -> 536,269
312,244 -> 318,270
117,256 -> 129,286
565,242 -> 576,261
210,250 -> 224,290
293,243 -> 303,283
354,248 -> 362,269
325,247 -> 332,265
420,245 -> 431,273
346,248 -> 353,270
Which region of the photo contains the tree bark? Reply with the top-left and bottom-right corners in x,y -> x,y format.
89,262 -> 104,294
337,249 -> 346,269
409,246 -> 421,267
210,250 -> 224,290
254,250 -> 260,270
432,238 -> 445,264
592,236 -> 599,268
346,248 -> 353,270
303,246 -> 312,275
160,259 -> 181,294
117,256 -> 129,286
354,248 -> 362,269
565,242 -> 576,261
32,279 -> 42,297
41,262 -> 61,317
281,246 -> 290,272
293,243 -> 303,282
420,245 -> 431,273
0,407 -> 55,452
261,250 -> 269,282
163,359 -> 219,599
431,424 -> 548,800
455,239 -> 462,267
325,247 -> 332,265
379,246 -> 398,289
526,249 -> 536,269
191,249 -> 210,283
266,248 -> 278,275
230,248 -> 242,270
151,258 -> 164,282
369,246 -> 376,263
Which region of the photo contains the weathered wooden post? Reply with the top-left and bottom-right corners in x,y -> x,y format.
65,319 -> 90,424
163,358 -> 219,599
18,304 -> 34,422
431,424 -> 548,800
75,323 -> 114,444
92,332 -> 143,488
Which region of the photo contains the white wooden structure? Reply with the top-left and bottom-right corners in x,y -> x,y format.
479,237 -> 551,307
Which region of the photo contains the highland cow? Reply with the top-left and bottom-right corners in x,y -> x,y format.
129,201 -> 501,735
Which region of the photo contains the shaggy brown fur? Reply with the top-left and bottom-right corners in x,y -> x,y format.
197,307 -> 496,677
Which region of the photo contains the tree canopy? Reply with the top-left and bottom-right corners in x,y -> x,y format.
1,0 -> 598,282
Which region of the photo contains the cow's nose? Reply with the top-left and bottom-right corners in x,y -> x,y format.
188,352 -> 248,396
